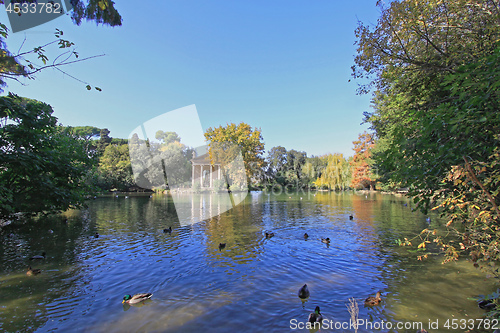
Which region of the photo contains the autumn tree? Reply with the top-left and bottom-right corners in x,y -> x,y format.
204,123 -> 265,187
350,132 -> 376,190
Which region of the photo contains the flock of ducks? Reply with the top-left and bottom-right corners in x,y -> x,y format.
24,213 -> 374,315
298,284 -> 383,324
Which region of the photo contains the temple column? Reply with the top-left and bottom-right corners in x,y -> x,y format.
192,163 -> 195,187
210,165 -> 213,188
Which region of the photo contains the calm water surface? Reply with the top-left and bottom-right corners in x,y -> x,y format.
0,192 -> 496,332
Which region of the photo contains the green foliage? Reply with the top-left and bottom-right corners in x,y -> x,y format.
212,179 -> 227,192
354,0 -> 500,269
67,126 -> 101,140
192,181 -> 201,193
0,94 -> 97,218
129,132 -> 193,190
205,123 -> 265,186
97,144 -> 134,191
313,153 -> 351,191
69,0 -> 122,27
265,146 -> 308,187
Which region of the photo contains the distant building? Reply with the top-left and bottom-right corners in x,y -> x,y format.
191,153 -> 222,189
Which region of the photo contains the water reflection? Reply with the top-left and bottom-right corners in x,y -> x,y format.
0,192 -> 496,332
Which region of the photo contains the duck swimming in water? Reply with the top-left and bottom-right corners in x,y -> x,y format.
27,266 -> 41,276
365,291 -> 382,306
298,284 -> 310,299
122,293 -> 153,304
308,306 -> 323,323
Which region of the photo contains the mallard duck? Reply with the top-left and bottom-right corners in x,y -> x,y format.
27,266 -> 41,276
29,252 -> 46,260
365,291 -> 382,306
163,227 -> 172,234
298,284 -> 310,299
219,243 -> 226,250
122,293 -> 153,304
321,238 -> 330,244
349,215 -> 354,220
265,232 -> 274,238
478,299 -> 496,310
304,233 -> 309,239
308,306 -> 323,323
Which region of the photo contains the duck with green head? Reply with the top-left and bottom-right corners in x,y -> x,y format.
308,306 -> 323,323
122,293 -> 153,304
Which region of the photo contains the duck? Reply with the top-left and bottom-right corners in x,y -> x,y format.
94,232 -> 99,238
265,232 -> 274,239
29,252 -> 46,260
304,233 -> 309,240
478,299 -> 496,310
365,291 -> 382,306
122,293 -> 153,304
27,266 -> 41,276
298,284 -> 310,299
349,215 -> 354,220
321,238 -> 330,244
163,227 -> 172,234
308,306 -> 323,323
218,243 -> 226,251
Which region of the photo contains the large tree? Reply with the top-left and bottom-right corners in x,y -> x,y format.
354,0 -> 500,271
314,153 -> 351,191
350,132 -> 376,190
204,122 -> 265,187
0,93 -> 97,218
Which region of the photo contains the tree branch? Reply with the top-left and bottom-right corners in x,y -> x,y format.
463,156 -> 500,216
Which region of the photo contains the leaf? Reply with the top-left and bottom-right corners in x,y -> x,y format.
95,87 -> 102,92
86,85 -> 91,90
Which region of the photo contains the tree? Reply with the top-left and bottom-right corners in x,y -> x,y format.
0,93 -> 97,218
265,146 -> 308,187
204,123 -> 265,186
97,143 -> 134,191
67,125 -> 101,140
129,131 -> 193,190
266,146 -> 287,184
354,0 -> 500,274
314,153 -> 351,191
350,132 -> 376,190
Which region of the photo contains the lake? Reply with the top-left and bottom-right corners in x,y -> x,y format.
0,192 -> 496,332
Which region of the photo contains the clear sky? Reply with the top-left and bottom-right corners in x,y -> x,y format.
0,1 -> 380,157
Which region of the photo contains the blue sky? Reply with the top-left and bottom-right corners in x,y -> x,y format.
0,1 -> 379,157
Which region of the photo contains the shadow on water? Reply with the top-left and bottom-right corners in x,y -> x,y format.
0,192 -> 496,332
